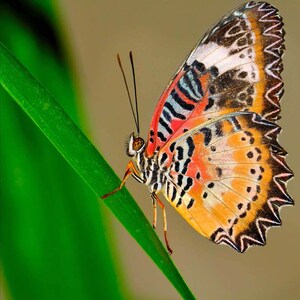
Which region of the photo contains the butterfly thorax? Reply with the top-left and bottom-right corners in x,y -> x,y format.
127,133 -> 167,193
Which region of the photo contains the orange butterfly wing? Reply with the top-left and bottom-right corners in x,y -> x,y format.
158,112 -> 292,252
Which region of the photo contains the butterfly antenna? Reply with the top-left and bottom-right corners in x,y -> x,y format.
129,51 -> 140,135
117,54 -> 139,133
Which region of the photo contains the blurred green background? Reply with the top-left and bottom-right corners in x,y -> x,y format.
1,0 -> 299,299
0,0 -> 125,299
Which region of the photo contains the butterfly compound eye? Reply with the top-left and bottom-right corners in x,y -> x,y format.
133,137 -> 145,152
126,134 -> 144,157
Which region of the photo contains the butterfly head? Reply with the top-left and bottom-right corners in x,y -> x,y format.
126,133 -> 145,157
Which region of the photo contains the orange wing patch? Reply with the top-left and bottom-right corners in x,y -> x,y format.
246,5 -> 285,121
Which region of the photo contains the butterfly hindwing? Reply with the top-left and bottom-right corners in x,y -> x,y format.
160,112 -> 292,252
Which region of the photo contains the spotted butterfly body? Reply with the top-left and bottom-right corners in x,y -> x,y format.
113,1 -> 293,253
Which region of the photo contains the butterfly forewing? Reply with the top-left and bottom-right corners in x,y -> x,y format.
144,1 -> 293,252
146,1 -> 285,157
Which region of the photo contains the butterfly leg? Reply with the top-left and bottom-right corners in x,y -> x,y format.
151,193 -> 173,254
152,197 -> 157,229
102,161 -> 142,199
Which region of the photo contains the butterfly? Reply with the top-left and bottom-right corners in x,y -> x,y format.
103,1 -> 293,253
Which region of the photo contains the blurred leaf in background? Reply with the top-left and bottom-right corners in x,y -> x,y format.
0,1 -> 125,299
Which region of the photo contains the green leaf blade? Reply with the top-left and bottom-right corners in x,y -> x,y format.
0,42 -> 195,299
